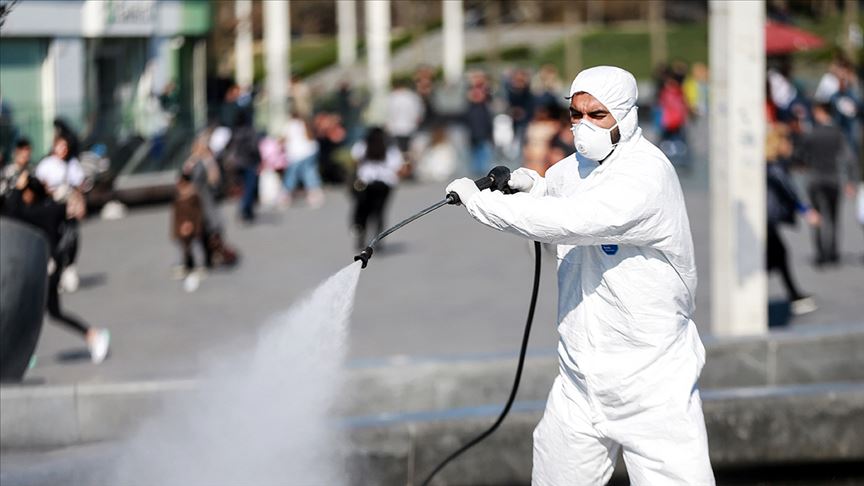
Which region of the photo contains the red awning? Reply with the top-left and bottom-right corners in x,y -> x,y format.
765,21 -> 826,56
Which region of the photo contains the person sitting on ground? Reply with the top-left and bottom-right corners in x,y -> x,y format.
3,172 -> 110,363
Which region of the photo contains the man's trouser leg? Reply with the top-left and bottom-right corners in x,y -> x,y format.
614,389 -> 715,486
532,376 -> 618,486
808,182 -> 840,262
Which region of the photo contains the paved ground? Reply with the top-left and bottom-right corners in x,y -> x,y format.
19,129 -> 864,385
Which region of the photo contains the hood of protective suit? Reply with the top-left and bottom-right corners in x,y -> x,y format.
569,66 -> 639,142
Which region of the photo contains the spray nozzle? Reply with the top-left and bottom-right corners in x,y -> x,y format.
354,246 -> 373,269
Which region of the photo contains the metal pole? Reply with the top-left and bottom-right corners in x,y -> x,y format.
563,1 -> 583,78
709,0 -> 767,336
844,0 -> 861,62
234,0 -> 254,89
337,0 -> 357,67
649,0 -> 668,68
264,0 -> 289,134
443,0 -> 464,86
365,0 -> 391,124
193,39 -> 207,130
487,0 -> 501,79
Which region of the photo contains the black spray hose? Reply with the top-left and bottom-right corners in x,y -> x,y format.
354,196 -> 454,268
420,240 -> 542,486
354,166 -> 513,269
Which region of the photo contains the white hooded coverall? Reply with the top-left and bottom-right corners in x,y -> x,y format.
463,67 -> 715,485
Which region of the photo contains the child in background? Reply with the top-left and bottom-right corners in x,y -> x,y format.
258,134 -> 288,209
172,173 -> 204,292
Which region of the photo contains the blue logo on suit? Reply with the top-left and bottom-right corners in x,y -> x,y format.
601,244 -> 619,255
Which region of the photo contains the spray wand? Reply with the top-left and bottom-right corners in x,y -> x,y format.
352,167 -> 542,486
353,166 -> 513,269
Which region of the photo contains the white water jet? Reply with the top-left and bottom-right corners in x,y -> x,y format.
113,262 -> 363,486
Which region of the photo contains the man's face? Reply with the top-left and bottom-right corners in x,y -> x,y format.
569,92 -> 615,129
14,146 -> 31,167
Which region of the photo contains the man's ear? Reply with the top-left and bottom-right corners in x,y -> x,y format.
611,126 -> 621,145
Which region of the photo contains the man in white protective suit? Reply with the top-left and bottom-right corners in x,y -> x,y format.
446,66 -> 715,485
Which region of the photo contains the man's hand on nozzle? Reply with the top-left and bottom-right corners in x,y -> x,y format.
508,168 -> 541,193
446,178 -> 480,206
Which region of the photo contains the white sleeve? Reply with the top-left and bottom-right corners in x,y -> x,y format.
529,179 -> 548,197
465,170 -> 666,247
386,147 -> 404,172
34,161 -> 49,182
67,159 -> 85,187
350,142 -> 365,161
33,157 -> 54,186
525,171 -> 548,197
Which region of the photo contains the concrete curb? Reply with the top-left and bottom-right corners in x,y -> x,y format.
2,326 -> 863,450
0,380 -> 195,449
345,382 -> 864,485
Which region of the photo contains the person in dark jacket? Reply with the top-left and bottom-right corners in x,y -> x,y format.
465,83 -> 494,176
797,102 -> 860,266
226,112 -> 261,222
766,124 -> 820,315
172,173 -> 205,292
181,132 -> 239,268
3,173 -> 110,362
349,127 -> 404,250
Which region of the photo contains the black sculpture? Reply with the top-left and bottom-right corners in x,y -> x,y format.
0,217 -> 49,381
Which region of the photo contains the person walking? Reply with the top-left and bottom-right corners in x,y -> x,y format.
224,112 -> 260,223
283,112 -> 323,208
797,103 -> 859,266
35,134 -> 85,293
386,79 -> 424,163
446,66 -> 714,485
172,173 -> 205,292
349,127 -> 404,250
0,138 -> 32,202
828,59 -> 861,159
655,67 -> 690,166
767,124 -> 819,314
3,173 -> 109,363
182,133 -> 224,268
465,83 -> 495,177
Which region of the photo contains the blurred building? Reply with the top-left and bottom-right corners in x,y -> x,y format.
0,0 -> 211,158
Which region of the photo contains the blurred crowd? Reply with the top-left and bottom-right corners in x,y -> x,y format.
762,53 -> 862,315
1,50 -> 861,365
0,122 -> 110,364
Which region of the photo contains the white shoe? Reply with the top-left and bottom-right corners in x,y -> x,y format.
61,266 -> 80,293
791,297 -> 817,316
183,272 -> 200,293
87,329 -> 110,364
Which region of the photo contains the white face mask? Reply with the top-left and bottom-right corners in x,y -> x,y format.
571,119 -> 618,161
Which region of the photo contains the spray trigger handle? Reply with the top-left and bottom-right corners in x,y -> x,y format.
447,166 -> 512,205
